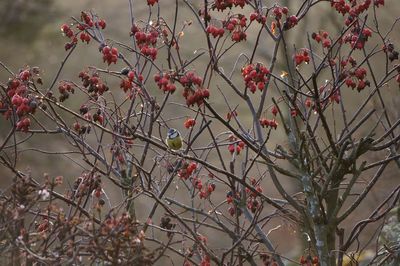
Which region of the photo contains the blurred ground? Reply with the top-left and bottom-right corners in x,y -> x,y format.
0,0 -> 400,264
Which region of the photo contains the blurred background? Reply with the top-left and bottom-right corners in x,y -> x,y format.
1,0 -> 399,264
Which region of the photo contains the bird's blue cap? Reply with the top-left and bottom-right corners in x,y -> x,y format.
167,128 -> 176,135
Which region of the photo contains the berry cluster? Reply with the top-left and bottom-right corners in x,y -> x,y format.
283,15 -> 298,30
211,0 -> 248,11
101,45 -> 119,65
77,13 -> 106,44
272,7 -> 298,30
312,31 -> 332,48
294,49 -> 310,66
272,6 -> 289,20
61,24 -> 78,51
178,161 -> 197,180
184,118 -> 196,129
227,135 -> 245,155
79,70 -> 109,97
154,72 -> 177,93
131,25 -> 159,60
374,0 -> 384,7
147,0 -> 159,6
245,177 -> 263,213
249,12 -> 267,24
73,121 -> 91,135
120,70 -> 143,94
342,62 -> 369,92
206,25 -> 225,38
224,15 -> 247,42
61,12 -> 107,50
3,70 -> 38,132
93,110 -> 104,125
179,72 -> 210,106
192,176 -> 216,199
330,0 -> 376,26
80,11 -> 94,28
271,105 -> 278,116
259,118 -> 278,129
300,255 -> 319,266
58,81 -> 75,102
200,255 -> 211,266
343,26 -> 372,50
226,190 -> 242,216
241,63 -> 270,93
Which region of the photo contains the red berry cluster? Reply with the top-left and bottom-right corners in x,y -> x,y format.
184,118 -> 196,129
259,118 -> 278,129
154,72 -> 177,93
73,121 -> 91,135
178,161 -> 197,180
300,255 -> 319,266
179,72 -> 210,106
272,6 -> 289,20
192,176 -> 216,199
61,24 -> 78,51
241,63 -> 270,93
272,7 -> 297,30
283,15 -> 298,30
343,27 -> 372,50
312,31 -> 332,48
206,25 -> 225,38
271,105 -> 278,116
294,49 -> 310,66
330,91 -> 341,104
227,135 -> 245,155
245,177 -> 262,213
16,117 -> 31,132
131,25 -> 159,60
342,63 -> 369,92
77,13 -> 106,44
79,32 -> 91,44
249,12 -> 267,24
374,0 -> 384,7
3,70 -> 37,132
58,81 -> 75,102
80,11 -> 94,27
101,45 -> 119,65
120,70 -> 143,93
331,0 -> 373,25
226,190 -> 242,216
61,12 -> 106,50
224,15 -> 247,42
330,0 -> 351,15
211,0 -> 248,11
79,70 -> 109,97
200,255 -> 211,266
93,110 -> 104,125
147,0 -> 158,6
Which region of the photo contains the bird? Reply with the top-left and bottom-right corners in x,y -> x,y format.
165,128 -> 183,150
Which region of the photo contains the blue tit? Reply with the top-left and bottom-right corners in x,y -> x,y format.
166,128 -> 183,150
